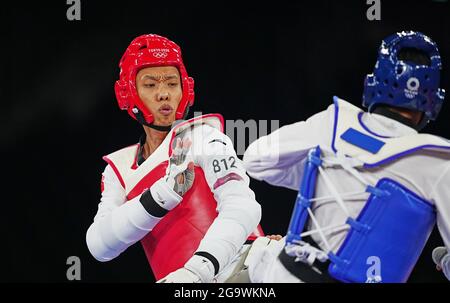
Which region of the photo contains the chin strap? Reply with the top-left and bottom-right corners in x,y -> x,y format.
148,124 -> 172,132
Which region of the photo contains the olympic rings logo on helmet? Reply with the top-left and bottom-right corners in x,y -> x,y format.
150,48 -> 170,59
405,77 -> 420,99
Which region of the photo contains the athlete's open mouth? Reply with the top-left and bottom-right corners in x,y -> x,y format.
159,104 -> 173,116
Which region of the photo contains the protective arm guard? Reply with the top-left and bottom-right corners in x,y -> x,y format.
187,125 -> 262,279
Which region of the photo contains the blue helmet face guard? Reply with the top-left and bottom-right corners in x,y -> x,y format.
363,31 -> 445,123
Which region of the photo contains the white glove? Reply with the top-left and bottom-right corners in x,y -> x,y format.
157,254 -> 216,283
432,246 -> 450,281
149,137 -> 195,211
166,137 -> 195,197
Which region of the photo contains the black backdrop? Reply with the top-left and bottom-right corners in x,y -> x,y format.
2,1 -> 449,282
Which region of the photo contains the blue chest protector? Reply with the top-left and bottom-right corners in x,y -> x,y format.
286,97 -> 450,283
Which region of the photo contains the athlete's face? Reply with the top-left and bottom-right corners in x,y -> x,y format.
136,66 -> 182,127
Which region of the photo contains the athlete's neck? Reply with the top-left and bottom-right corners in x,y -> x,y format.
142,125 -> 169,159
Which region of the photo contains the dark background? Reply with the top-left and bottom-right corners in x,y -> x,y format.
2,1 -> 449,282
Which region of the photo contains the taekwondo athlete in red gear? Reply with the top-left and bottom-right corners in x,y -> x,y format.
86,34 -> 264,283
243,31 -> 450,283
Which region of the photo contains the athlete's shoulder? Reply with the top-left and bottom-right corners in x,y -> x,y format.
179,114 -> 227,141
173,113 -> 224,133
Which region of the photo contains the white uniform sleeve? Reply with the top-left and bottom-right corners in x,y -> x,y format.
243,105 -> 334,190
431,162 -> 450,280
86,165 -> 163,262
188,125 -> 262,273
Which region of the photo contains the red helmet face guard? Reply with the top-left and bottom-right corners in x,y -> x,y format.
114,34 -> 195,125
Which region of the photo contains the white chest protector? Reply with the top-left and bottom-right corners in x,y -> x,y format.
286,97 -> 450,283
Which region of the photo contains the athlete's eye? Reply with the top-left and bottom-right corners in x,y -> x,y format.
144,83 -> 156,88
168,82 -> 179,87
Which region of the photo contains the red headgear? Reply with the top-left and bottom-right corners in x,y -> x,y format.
114,34 -> 195,126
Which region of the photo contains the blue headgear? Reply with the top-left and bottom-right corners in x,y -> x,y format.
363,31 -> 445,125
